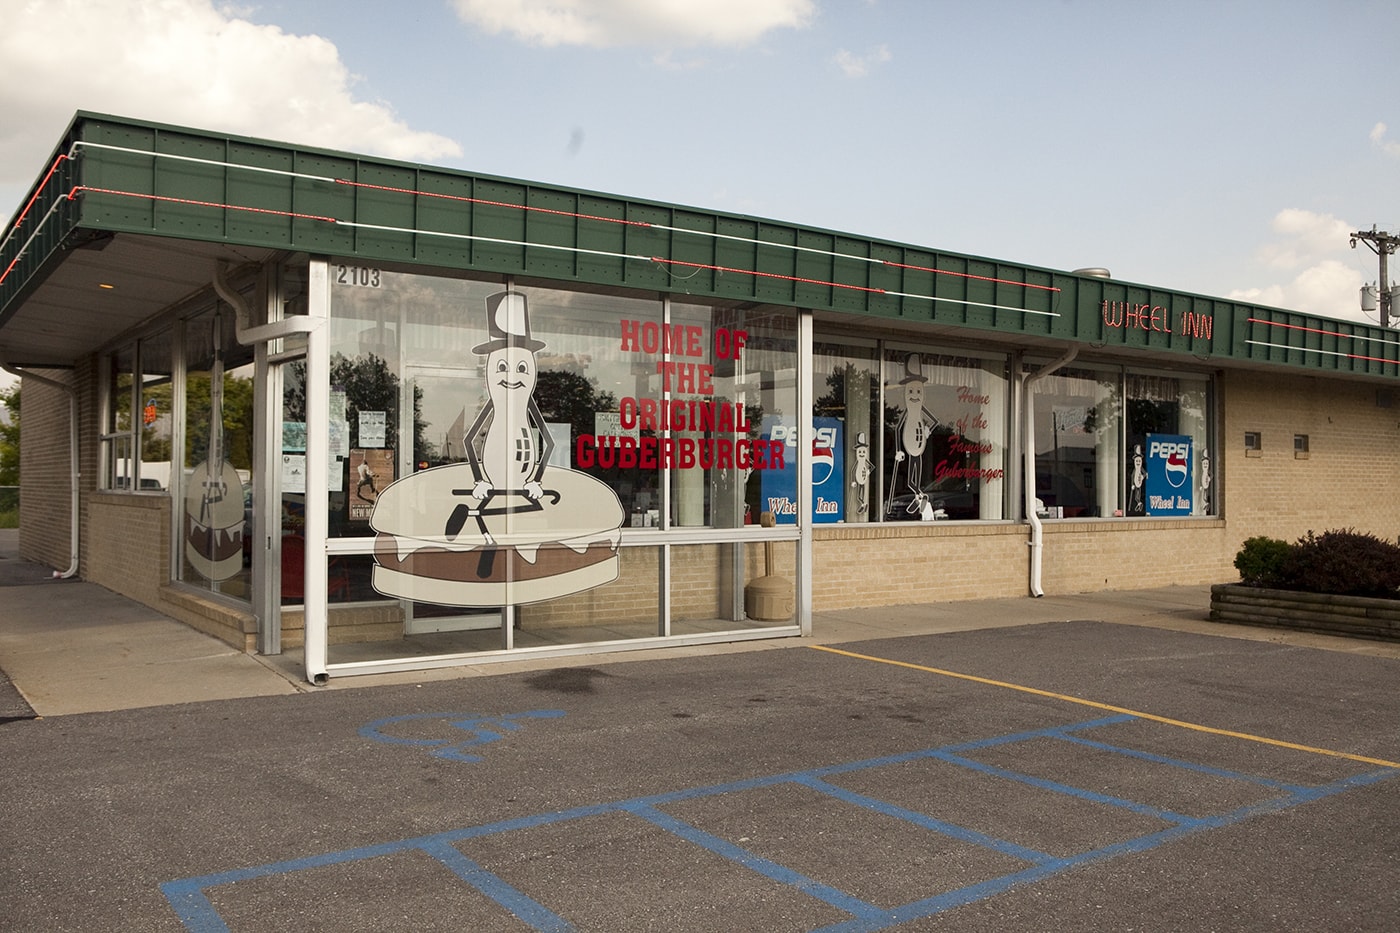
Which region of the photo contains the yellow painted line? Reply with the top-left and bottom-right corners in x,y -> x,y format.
810,644 -> 1400,770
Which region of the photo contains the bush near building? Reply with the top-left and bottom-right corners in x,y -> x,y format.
1234,529 -> 1400,599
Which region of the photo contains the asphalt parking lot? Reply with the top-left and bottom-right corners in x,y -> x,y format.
2,620 -> 1398,931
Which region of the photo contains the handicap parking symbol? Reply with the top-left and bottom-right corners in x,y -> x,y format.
359,709 -> 566,762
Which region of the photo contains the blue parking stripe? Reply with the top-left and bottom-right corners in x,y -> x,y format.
1054,732 -> 1308,791
929,749 -> 1194,825
788,773 -> 1057,866
936,714 -> 1138,754
417,839 -> 576,932
162,716 -> 1399,932
625,803 -> 884,921
809,766 -> 1400,933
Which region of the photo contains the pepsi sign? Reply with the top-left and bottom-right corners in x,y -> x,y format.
760,416 -> 845,524
1145,434 -> 1192,516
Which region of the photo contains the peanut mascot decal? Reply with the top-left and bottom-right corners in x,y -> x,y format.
887,352 -> 941,520
369,291 -> 624,607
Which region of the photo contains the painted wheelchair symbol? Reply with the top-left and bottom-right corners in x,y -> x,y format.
359,710 -> 565,762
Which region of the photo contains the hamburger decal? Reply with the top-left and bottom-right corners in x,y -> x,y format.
370,291 -> 625,606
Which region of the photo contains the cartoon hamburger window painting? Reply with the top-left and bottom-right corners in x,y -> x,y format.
369,292 -> 625,607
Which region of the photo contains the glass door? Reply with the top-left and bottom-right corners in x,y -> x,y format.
401,365 -> 502,635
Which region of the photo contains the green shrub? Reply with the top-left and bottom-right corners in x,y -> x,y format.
1234,536 -> 1292,588
1282,529 -> 1400,598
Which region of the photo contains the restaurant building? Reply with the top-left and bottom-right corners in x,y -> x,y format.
3,113 -> 1397,683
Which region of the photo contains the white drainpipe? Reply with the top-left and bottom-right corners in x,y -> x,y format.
1021,345 -> 1078,597
213,263 -> 319,345
1,362 -> 79,578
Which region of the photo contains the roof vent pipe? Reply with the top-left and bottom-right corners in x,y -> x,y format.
1072,267 -> 1112,279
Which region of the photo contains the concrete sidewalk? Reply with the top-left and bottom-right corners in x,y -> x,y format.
6,526 -> 1400,718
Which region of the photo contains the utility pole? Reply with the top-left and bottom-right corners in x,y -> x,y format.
1351,226 -> 1400,327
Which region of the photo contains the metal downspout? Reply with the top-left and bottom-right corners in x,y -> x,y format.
213,263 -> 319,346
1,362 -> 79,578
1021,345 -> 1078,597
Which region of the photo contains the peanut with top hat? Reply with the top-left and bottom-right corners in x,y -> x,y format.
898,351 -> 928,384
473,291 -> 546,354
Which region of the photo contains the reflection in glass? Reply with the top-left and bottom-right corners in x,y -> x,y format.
815,341 -> 880,523
321,269 -> 799,668
1125,372 -> 1212,517
881,349 -> 1008,521
180,307 -> 255,600
1032,366 -> 1121,519
103,344 -> 134,490
137,329 -> 174,490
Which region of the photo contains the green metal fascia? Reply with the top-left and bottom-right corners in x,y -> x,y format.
3,112 -> 1398,379
0,114 -> 85,330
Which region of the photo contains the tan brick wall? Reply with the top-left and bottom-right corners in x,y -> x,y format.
86,492 -> 170,605
1220,370 -> 1400,547
1040,520 -> 1230,593
815,523 -> 1027,608
17,369 -> 78,570
280,604 -> 406,649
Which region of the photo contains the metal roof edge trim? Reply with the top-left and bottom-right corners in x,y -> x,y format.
2,112 -> 1398,380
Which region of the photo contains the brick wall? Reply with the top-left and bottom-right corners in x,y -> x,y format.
1040,519 -> 1230,592
86,492 -> 170,605
17,369 -> 78,570
814,523 -> 1027,608
1221,370 -> 1400,546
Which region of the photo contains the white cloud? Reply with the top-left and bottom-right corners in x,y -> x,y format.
1256,209 -> 1353,270
1228,260 -> 1365,321
1370,122 -> 1400,158
449,0 -> 814,48
833,44 -> 891,78
1230,209 -> 1371,321
0,0 -> 461,191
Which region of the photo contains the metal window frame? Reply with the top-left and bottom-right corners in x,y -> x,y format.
307,270 -> 808,681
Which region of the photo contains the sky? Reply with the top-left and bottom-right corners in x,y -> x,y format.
2,0 -> 1399,388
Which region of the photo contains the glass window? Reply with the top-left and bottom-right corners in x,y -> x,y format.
1032,365 -> 1121,519
814,340 -> 881,523
323,272 -> 504,538
320,269 -> 793,663
1033,365 -> 1214,519
101,332 -> 177,492
102,345 -> 135,490
881,348 -> 1009,521
137,330 -> 174,491
669,301 -> 797,529
179,307 -> 256,597
519,285 -> 666,526
329,273 -> 800,535
1125,371 -> 1212,517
